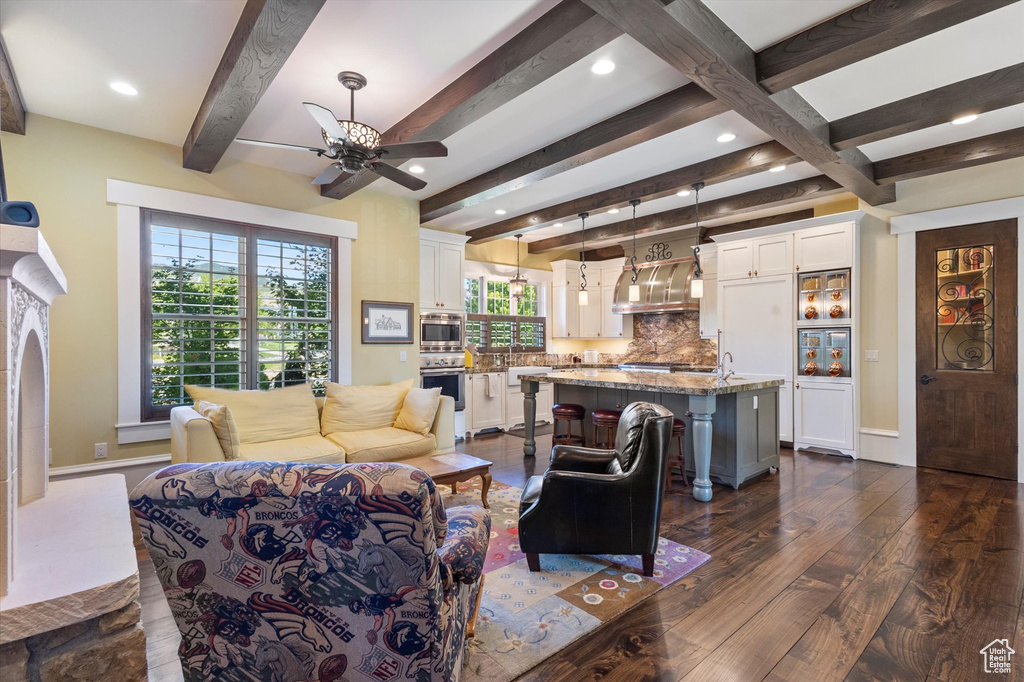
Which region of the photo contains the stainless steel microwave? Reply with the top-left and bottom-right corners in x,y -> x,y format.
420,312 -> 464,352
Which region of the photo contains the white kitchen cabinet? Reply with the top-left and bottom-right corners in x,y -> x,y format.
794,223 -> 854,272
719,274 -> 795,382
420,229 -> 468,311
468,372 -> 505,432
699,274 -> 719,339
578,289 -> 602,338
551,284 -> 579,338
779,381 -> 793,442
794,381 -> 854,452
506,385 -> 525,429
752,234 -> 793,276
537,383 -> 553,424
551,260 -> 632,339
718,241 -> 753,281
716,235 -> 793,280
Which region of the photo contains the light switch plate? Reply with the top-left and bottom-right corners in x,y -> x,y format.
865,350 -> 879,362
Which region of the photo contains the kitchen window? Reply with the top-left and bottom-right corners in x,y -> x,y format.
141,210 -> 337,420
465,276 -> 545,351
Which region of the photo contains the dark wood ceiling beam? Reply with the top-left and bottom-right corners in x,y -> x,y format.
321,0 -> 622,199
873,127 -> 1024,184
465,140 -> 798,243
420,84 -> 726,222
182,0 -> 325,172
755,0 -> 1018,94
528,175 -> 844,253
583,0 -> 895,206
830,63 -> 1024,150
0,37 -> 25,135
580,245 -> 626,260
702,209 -> 815,240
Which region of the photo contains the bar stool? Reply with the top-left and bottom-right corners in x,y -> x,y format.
666,418 -> 688,490
591,408 -> 623,449
552,403 -> 586,446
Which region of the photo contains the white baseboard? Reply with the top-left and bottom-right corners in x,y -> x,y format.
857,428 -> 913,467
50,453 -> 171,493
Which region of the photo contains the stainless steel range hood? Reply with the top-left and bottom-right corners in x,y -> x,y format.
611,256 -> 700,314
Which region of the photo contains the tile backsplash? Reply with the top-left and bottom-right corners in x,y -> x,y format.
473,312 -> 718,368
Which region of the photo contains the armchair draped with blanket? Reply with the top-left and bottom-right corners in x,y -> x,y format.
132,461 -> 489,682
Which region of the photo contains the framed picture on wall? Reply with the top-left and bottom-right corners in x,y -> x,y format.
361,300 -> 414,344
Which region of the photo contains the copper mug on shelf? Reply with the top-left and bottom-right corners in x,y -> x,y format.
829,304 -> 844,318
829,361 -> 844,377
804,305 -> 818,319
830,290 -> 843,301
804,361 -> 818,376
806,292 -> 817,303
806,348 -> 818,359
830,347 -> 842,359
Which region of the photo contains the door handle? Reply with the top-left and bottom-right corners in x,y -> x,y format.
920,374 -> 934,385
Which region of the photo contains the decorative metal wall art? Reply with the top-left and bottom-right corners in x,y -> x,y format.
645,242 -> 672,262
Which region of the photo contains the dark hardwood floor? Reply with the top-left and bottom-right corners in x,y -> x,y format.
140,433 -> 1024,681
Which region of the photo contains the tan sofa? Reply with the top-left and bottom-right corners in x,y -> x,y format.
170,387 -> 456,465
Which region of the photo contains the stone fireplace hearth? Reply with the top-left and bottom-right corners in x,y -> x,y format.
0,223 -> 146,680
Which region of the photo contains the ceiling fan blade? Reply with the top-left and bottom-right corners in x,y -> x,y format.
368,162 -> 428,191
303,102 -> 349,142
374,141 -> 448,159
311,163 -> 346,186
235,138 -> 326,154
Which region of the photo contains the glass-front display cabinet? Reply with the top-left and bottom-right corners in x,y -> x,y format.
799,327 -> 851,380
798,268 -> 850,323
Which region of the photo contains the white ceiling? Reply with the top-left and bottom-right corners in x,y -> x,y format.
2,0 -> 1020,247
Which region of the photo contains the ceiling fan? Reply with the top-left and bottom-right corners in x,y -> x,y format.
235,71 -> 447,191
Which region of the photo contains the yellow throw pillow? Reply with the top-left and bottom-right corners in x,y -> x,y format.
185,383 -> 320,444
193,401 -> 242,460
394,387 -> 442,436
320,379 -> 414,434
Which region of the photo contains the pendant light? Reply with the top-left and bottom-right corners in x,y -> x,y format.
509,234 -> 528,302
578,212 -> 589,306
690,182 -> 705,299
628,199 -> 641,302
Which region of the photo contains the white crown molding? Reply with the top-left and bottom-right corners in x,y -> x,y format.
712,210 -> 865,243
420,227 -> 471,245
890,196 -> 1024,234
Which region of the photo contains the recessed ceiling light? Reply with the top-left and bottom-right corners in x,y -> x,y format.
951,114 -> 978,125
676,189 -> 691,197
408,165 -> 424,174
110,81 -> 138,96
591,59 -> 615,75
608,208 -> 619,214
495,209 -> 507,215
717,132 -> 736,143
553,223 -> 563,228
769,165 -> 787,173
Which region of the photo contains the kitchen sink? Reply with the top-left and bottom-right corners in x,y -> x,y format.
507,366 -> 553,387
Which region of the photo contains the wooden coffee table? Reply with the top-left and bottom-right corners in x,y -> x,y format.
403,453 -> 493,508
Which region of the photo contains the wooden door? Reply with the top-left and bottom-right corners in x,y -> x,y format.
916,220 -> 1018,479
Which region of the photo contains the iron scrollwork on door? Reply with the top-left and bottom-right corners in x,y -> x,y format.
935,244 -> 995,371
646,242 -> 672,262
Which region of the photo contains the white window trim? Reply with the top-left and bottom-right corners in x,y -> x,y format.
108,180 -> 357,444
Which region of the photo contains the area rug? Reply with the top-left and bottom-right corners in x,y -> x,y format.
444,480 -> 710,681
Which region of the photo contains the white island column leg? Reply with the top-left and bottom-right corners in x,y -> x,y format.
522,379 -> 538,457
688,394 -> 716,502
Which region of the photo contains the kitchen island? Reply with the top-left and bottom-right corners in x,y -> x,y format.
520,370 -> 784,501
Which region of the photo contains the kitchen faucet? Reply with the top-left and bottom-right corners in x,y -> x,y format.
718,352 -> 735,381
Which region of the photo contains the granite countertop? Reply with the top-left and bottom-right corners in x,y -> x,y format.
520,369 -> 784,396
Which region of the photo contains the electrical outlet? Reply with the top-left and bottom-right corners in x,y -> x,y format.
865,350 -> 879,362
94,443 -> 108,460
400,351 -> 407,362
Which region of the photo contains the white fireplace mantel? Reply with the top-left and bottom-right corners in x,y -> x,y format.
0,224 -> 68,305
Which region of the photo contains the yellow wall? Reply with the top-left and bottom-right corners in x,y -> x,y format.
465,237 -> 576,270
2,114 -> 420,467
853,156 -> 1024,431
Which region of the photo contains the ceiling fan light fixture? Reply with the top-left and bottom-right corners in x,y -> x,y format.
322,120 -> 381,149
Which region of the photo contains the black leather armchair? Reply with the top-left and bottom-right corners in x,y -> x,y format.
518,402 -> 674,576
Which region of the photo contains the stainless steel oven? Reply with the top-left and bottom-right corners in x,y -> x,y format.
420,352 -> 465,411
420,312 -> 464,352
